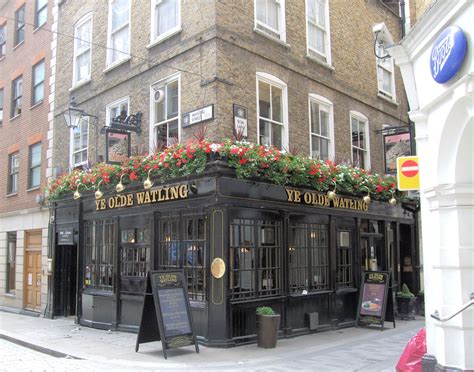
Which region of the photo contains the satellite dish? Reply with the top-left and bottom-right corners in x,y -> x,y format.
153,89 -> 164,103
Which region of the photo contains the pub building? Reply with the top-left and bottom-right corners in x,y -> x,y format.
50,161 -> 419,346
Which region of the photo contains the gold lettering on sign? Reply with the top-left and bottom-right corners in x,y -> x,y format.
95,183 -> 190,211
285,188 -> 368,212
368,273 -> 384,282
159,273 -> 178,283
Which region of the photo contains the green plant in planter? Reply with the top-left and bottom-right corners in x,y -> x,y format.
397,283 -> 415,298
256,306 -> 275,316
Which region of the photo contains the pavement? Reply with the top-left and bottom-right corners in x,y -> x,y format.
0,310 -> 425,371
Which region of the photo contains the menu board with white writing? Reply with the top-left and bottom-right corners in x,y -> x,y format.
158,288 -> 192,337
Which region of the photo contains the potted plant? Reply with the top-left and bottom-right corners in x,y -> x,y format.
417,290 -> 425,316
256,306 -> 280,348
396,283 -> 417,319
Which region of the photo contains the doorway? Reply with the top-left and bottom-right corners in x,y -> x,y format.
53,244 -> 78,317
360,236 -> 384,272
24,231 -> 42,312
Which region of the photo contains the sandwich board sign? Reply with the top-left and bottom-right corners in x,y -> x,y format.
356,271 -> 395,330
135,271 -> 199,359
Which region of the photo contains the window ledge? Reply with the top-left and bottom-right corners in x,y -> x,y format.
103,56 -> 132,74
6,192 -> 18,197
69,78 -> 91,93
30,100 -> 44,110
27,186 -> 40,192
10,113 -> 21,121
306,54 -> 334,71
253,27 -> 290,48
289,290 -> 333,298
13,40 -> 24,51
147,28 -> 182,49
33,25 -> 46,34
377,93 -> 399,106
4,293 -> 16,298
0,56 -> 5,62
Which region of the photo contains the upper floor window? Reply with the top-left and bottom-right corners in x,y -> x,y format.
0,89 -> 4,124
350,111 -> 370,170
151,75 -> 179,150
14,5 -> 25,47
32,60 -> 45,105
306,0 -> 331,65
257,72 -> 288,150
376,44 -> 396,100
29,142 -> 41,189
0,24 -> 6,58
73,14 -> 92,85
152,0 -> 180,43
70,117 -> 89,168
107,0 -> 130,66
35,0 -> 48,28
8,152 -> 19,194
255,0 -> 286,42
106,96 -> 129,127
309,94 -> 333,160
11,76 -> 22,118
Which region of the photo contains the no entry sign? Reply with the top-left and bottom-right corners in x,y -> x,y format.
397,156 -> 420,191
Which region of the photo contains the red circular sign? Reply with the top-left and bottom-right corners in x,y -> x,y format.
401,159 -> 419,177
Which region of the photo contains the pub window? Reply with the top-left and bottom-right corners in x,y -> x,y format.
84,220 -> 115,292
229,218 -> 282,300
120,227 -> 150,294
6,232 -> 17,293
158,213 -> 207,301
336,229 -> 354,288
361,219 -> 384,234
289,223 -> 329,293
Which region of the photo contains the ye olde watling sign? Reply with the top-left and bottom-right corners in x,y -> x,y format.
285,188 -> 369,212
95,184 -> 189,211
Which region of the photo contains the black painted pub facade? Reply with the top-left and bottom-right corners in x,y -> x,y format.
50,163 -> 419,346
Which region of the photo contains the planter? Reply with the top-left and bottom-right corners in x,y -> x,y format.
257,313 -> 280,348
397,296 -> 417,320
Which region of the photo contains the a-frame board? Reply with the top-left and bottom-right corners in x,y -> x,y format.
135,271 -> 199,359
356,271 -> 395,330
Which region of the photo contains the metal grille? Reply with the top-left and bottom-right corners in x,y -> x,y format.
230,218 -> 282,300
158,215 -> 180,269
288,223 -> 329,293
84,220 -> 114,292
120,227 -> 150,295
337,229 -> 353,288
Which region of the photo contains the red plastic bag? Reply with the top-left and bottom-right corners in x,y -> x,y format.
396,328 -> 427,372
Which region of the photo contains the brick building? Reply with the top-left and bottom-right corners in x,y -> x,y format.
43,1 -> 422,344
0,0 -> 52,314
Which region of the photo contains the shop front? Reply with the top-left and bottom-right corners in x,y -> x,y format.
49,163 -> 418,346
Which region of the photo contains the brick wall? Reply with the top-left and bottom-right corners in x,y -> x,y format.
0,0 -> 53,214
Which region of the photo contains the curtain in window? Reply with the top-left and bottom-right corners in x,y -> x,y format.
156,0 -> 178,37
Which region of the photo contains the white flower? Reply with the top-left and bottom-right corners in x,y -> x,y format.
210,143 -> 221,153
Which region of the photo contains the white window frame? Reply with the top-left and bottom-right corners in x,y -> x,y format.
308,94 -> 334,161
256,72 -> 288,151
72,13 -> 93,86
106,0 -> 131,68
149,73 -> 181,152
106,96 -> 130,127
305,0 -> 332,66
254,0 -> 286,42
69,117 -> 89,169
376,46 -> 396,101
150,0 -> 181,46
350,111 -> 371,170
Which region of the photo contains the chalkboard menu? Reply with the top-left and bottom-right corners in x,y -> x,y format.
135,271 -> 199,359
356,271 -> 395,330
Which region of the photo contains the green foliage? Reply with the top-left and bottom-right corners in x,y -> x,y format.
256,306 -> 275,316
397,283 -> 415,298
47,139 -> 404,202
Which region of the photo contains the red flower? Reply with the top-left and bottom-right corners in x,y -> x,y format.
130,171 -> 138,181
375,184 -> 384,193
239,158 -> 248,165
164,163 -> 169,168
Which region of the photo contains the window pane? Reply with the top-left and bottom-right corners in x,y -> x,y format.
112,26 -> 129,60
311,135 -> 320,159
271,85 -> 282,122
320,109 -> 329,137
34,61 -> 45,85
112,0 -> 130,31
267,0 -> 279,30
320,137 -> 329,159
272,123 -> 282,149
259,119 -> 271,146
167,80 -> 179,119
36,6 -> 47,27
311,101 -> 320,134
31,144 -> 41,166
169,119 -> 178,140
156,0 -> 178,37
31,167 -> 41,188
256,0 -> 266,23
259,81 -> 270,119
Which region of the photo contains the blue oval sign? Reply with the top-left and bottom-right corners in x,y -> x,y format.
430,26 -> 467,84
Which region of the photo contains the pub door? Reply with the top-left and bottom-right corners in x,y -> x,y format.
53,244 -> 78,317
360,236 -> 385,272
117,216 -> 152,330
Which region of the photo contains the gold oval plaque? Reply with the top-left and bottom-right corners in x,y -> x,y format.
211,257 -> 226,279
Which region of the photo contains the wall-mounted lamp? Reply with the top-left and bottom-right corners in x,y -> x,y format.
95,180 -> 104,199
327,181 -> 337,201
389,191 -> 397,206
63,96 -> 98,129
143,169 -> 154,190
363,192 -> 371,204
73,183 -> 83,200
116,173 -> 128,193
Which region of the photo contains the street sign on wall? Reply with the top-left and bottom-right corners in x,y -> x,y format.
397,156 -> 420,191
